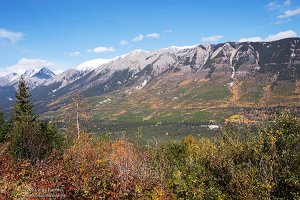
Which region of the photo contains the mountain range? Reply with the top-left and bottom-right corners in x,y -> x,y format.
0,38 -> 299,123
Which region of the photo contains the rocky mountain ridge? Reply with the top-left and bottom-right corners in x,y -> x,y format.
0,38 -> 299,118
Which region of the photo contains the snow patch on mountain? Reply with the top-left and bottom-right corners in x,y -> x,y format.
136,79 -> 148,90
75,58 -> 113,72
167,45 -> 198,50
0,72 -> 19,86
23,69 -> 41,78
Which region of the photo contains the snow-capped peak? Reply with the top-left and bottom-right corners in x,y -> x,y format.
167,44 -> 198,50
75,58 -> 113,71
0,72 -> 19,86
23,68 -> 41,78
129,49 -> 146,54
5,72 -> 19,81
0,67 -> 56,89
33,67 -> 56,79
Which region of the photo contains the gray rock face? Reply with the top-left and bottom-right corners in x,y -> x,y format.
1,38 -> 299,113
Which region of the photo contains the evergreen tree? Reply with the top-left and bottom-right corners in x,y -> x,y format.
10,76 -> 37,160
0,109 -> 6,142
9,76 -> 63,162
12,76 -> 35,122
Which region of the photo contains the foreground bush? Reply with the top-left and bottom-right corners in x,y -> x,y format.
0,112 -> 299,199
151,112 -> 300,199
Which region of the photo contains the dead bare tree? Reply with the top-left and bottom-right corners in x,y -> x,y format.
65,92 -> 91,138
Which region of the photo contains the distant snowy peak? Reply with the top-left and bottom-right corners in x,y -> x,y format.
128,49 -> 148,55
5,72 -> 19,82
0,67 -> 56,88
167,44 -> 199,50
75,58 -> 113,72
0,72 -> 19,86
5,72 -> 19,79
72,45 -> 204,74
33,67 -> 56,79
21,67 -> 56,79
23,69 -> 41,78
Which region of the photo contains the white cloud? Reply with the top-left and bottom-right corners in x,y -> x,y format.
266,0 -> 291,10
0,58 -> 54,76
131,33 -> 161,42
265,30 -> 297,41
277,7 -> 300,18
65,51 -> 81,57
238,37 -> 263,42
284,0 -> 291,6
266,2 -> 281,10
146,33 -> 160,38
120,40 -> 129,46
201,35 -> 224,42
132,34 -> 144,42
163,29 -> 173,33
87,46 -> 115,53
275,18 -> 291,25
0,28 -> 23,43
238,30 -> 297,42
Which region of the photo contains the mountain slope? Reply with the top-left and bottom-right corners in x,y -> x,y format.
1,38 -> 300,122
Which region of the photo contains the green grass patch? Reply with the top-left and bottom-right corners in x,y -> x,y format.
272,81 -> 295,96
184,83 -> 231,101
188,111 -> 214,122
240,81 -> 264,102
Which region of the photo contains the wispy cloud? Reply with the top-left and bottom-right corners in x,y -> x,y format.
201,35 -> 224,42
163,29 -> 173,33
131,32 -> 161,42
132,34 -> 144,42
277,7 -> 300,18
0,28 -> 23,43
65,51 -> 81,57
239,37 -> 263,42
238,30 -> 297,42
87,46 -> 115,53
0,58 -> 54,76
146,33 -> 160,38
266,2 -> 281,10
266,0 -> 291,10
120,40 -> 129,46
284,0 -> 291,6
266,1 -> 295,24
265,30 -> 297,41
275,18 -> 291,25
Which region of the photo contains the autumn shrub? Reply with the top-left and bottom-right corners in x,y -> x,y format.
266,111 -> 300,199
152,112 -> 300,199
153,136 -> 226,199
1,111 -> 299,199
0,143 -> 35,199
108,139 -> 161,199
60,133 -> 163,199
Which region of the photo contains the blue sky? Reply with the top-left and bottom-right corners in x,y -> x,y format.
0,0 -> 299,75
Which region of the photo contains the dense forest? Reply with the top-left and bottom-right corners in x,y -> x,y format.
0,77 -> 300,199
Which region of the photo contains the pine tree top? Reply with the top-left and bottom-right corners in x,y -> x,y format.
12,76 -> 36,122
